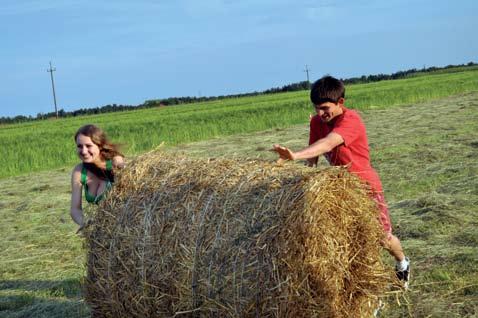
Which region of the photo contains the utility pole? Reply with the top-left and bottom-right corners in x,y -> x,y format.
47,61 -> 58,118
303,64 -> 311,86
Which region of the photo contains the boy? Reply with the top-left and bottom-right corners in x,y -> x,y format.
272,76 -> 410,288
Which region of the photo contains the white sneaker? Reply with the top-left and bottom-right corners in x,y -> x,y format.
395,257 -> 411,290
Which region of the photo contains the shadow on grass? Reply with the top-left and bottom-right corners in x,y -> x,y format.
0,278 -> 82,298
0,296 -> 89,318
0,279 -> 90,318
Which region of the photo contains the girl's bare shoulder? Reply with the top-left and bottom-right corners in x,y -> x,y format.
71,164 -> 83,182
72,163 -> 83,174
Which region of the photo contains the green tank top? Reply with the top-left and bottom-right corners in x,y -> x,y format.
81,160 -> 113,204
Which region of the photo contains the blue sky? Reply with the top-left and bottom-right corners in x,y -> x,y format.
1,0 -> 477,117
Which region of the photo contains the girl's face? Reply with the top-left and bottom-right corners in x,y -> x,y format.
76,134 -> 101,164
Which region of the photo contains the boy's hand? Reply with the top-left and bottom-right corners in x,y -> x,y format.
272,144 -> 296,161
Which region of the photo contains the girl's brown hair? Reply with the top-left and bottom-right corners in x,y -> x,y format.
75,125 -> 123,181
74,124 -> 123,160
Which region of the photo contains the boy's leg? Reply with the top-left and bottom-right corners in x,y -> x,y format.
373,192 -> 411,288
382,233 -> 405,262
386,234 -> 411,289
373,192 -> 406,261
372,192 -> 400,258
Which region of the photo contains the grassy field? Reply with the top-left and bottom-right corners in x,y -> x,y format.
1,90 -> 477,317
1,67 -> 478,178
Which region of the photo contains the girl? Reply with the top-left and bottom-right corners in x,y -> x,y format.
70,124 -> 124,231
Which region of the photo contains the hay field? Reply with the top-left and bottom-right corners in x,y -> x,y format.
1,67 -> 478,178
1,92 -> 478,317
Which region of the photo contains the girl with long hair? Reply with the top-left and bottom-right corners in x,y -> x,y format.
70,124 -> 124,230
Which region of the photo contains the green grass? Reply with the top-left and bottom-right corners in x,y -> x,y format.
1,68 -> 478,178
0,168 -> 90,318
1,91 -> 477,317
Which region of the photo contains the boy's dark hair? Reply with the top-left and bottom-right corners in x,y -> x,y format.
310,75 -> 345,105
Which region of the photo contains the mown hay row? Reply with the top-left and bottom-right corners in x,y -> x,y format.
84,151 -> 390,318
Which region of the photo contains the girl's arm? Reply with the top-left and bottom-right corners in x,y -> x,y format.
70,165 -> 84,228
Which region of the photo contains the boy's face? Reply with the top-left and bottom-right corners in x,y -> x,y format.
314,98 -> 344,123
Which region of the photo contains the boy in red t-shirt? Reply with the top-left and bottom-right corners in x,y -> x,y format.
273,76 -> 410,288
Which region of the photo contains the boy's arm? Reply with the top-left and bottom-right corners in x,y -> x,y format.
273,132 -> 344,161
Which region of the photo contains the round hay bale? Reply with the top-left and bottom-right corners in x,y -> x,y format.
84,151 -> 391,318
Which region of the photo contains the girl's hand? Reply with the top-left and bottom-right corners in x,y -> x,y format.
76,223 -> 85,234
76,219 -> 92,234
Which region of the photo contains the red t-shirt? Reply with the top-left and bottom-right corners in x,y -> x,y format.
309,106 -> 383,193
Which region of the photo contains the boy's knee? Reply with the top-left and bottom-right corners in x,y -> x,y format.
380,232 -> 393,250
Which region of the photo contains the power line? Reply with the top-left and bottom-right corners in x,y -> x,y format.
47,61 -> 58,118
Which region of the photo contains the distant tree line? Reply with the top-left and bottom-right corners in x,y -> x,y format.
1,62 -> 476,125
142,81 -> 312,107
341,62 -> 477,85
